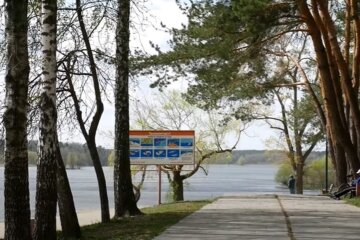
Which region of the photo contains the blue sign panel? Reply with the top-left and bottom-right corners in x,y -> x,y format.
180,138 -> 193,147
130,130 -> 195,165
130,149 -> 140,158
141,149 -> 153,158
154,138 -> 167,147
167,149 -> 180,158
154,149 -> 166,158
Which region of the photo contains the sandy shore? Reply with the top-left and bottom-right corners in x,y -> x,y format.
0,208 -> 115,239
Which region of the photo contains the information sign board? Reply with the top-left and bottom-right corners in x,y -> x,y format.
129,130 -> 195,165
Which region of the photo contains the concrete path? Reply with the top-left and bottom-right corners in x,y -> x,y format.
1,195 -> 360,239
154,194 -> 360,240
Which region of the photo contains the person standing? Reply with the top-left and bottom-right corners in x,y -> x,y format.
288,175 -> 296,194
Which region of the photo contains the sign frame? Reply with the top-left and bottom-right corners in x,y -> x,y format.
129,130 -> 195,165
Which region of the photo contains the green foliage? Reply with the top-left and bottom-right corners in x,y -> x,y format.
14,140 -> 112,166
232,0 -> 295,37
59,142 -> 111,166
133,1 -> 280,112
345,198 -> 360,208
275,158 -> 335,190
66,152 -> 81,169
287,94 -> 324,145
107,150 -> 114,166
135,0 -> 322,174
203,152 -> 233,164
202,150 -> 325,165
304,158 -> 335,189
275,162 -> 293,185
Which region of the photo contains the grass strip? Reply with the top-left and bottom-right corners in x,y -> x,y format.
345,197 -> 360,207
62,200 -> 211,240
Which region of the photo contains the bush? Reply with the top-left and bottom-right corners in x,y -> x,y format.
304,158 -> 335,189
275,158 -> 335,190
275,162 -> 293,186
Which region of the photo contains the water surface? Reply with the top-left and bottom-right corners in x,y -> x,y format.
0,164 -> 289,222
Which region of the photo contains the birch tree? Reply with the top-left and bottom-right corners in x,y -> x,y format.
33,0 -> 58,238
3,0 -> 32,238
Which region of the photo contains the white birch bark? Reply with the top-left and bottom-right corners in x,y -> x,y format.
33,0 -> 58,239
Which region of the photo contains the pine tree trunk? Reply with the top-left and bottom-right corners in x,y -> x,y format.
334,144 -> 347,186
171,171 -> 184,201
33,0 -> 58,238
3,0 -> 31,238
56,136 -> 81,239
114,0 -> 141,217
297,2 -> 360,184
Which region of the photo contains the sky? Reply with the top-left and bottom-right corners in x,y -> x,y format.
58,0 -> 276,150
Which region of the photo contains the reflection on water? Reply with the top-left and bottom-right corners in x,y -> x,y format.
0,164 -> 289,222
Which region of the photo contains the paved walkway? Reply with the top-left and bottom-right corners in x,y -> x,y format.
1,194 -> 360,239
154,194 -> 360,240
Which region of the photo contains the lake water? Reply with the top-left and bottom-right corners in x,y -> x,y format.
0,164 -> 292,222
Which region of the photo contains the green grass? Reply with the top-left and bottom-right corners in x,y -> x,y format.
63,200 -> 211,240
345,197 -> 360,207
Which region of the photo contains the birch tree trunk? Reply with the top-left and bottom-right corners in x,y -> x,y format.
114,0 -> 142,217
3,0 -> 31,238
33,0 -> 58,238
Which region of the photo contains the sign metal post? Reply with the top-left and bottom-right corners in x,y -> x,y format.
158,165 -> 161,205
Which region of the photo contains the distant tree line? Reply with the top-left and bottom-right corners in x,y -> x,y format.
205,150 -> 325,165
0,139 -> 325,167
0,140 -> 111,168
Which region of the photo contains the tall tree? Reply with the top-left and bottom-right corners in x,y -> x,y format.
114,0 -> 142,217
55,0 -> 111,222
255,39 -> 324,194
134,0 -> 360,186
295,0 -> 360,183
3,0 -> 32,238
33,0 -> 58,238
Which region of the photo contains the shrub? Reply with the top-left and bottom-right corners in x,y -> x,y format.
303,158 -> 335,189
275,158 -> 335,190
275,162 -> 293,186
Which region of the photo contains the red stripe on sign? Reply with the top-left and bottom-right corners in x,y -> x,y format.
130,130 -> 194,136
